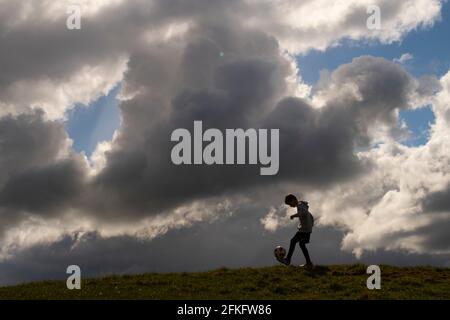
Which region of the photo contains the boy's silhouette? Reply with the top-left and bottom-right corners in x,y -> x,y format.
281,194 -> 314,268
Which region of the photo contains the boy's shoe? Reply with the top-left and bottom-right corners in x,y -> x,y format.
279,258 -> 291,266
299,262 -> 314,269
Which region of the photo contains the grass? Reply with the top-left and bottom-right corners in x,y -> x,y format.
0,264 -> 449,300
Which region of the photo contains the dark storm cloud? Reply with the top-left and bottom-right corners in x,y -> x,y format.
259,56 -> 419,184
0,111 -> 86,235
419,183 -> 450,253
262,97 -> 365,185
90,52 -> 421,220
86,24 -> 292,218
0,159 -> 84,214
416,219 -> 450,252
0,111 -> 69,183
422,184 -> 450,212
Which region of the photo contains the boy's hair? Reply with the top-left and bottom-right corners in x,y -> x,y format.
284,194 -> 298,205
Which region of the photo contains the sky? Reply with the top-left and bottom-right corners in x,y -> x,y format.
1,0 -> 450,286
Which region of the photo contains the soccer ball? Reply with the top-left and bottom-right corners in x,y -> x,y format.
274,246 -> 286,260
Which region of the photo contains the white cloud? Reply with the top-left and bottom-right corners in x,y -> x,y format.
0,57 -> 128,120
244,0 -> 443,53
260,206 -> 292,232
394,53 -> 414,64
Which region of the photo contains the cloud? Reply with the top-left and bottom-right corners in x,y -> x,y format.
243,0 -> 443,52
88,48 -> 428,226
0,111 -> 88,242
422,184 -> 450,212
394,53 -> 414,64
0,0 -> 444,119
303,70 -> 450,257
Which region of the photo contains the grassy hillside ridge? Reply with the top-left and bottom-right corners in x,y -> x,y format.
0,264 -> 449,300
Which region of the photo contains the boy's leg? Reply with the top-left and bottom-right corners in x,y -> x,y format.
299,241 -> 312,265
285,232 -> 301,263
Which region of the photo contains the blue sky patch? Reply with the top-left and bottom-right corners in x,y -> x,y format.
399,106 -> 435,147
65,84 -> 121,156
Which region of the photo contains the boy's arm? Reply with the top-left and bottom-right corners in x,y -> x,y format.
290,213 -> 300,220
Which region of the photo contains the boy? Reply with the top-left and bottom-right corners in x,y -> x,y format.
281,194 -> 314,268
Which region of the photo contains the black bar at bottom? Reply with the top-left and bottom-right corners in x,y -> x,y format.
0,300 -> 448,318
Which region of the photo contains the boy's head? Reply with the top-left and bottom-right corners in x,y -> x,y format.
284,194 -> 298,207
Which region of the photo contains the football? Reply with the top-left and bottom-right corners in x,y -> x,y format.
274,246 -> 286,260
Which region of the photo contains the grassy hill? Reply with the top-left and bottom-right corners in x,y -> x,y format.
0,264 -> 449,300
